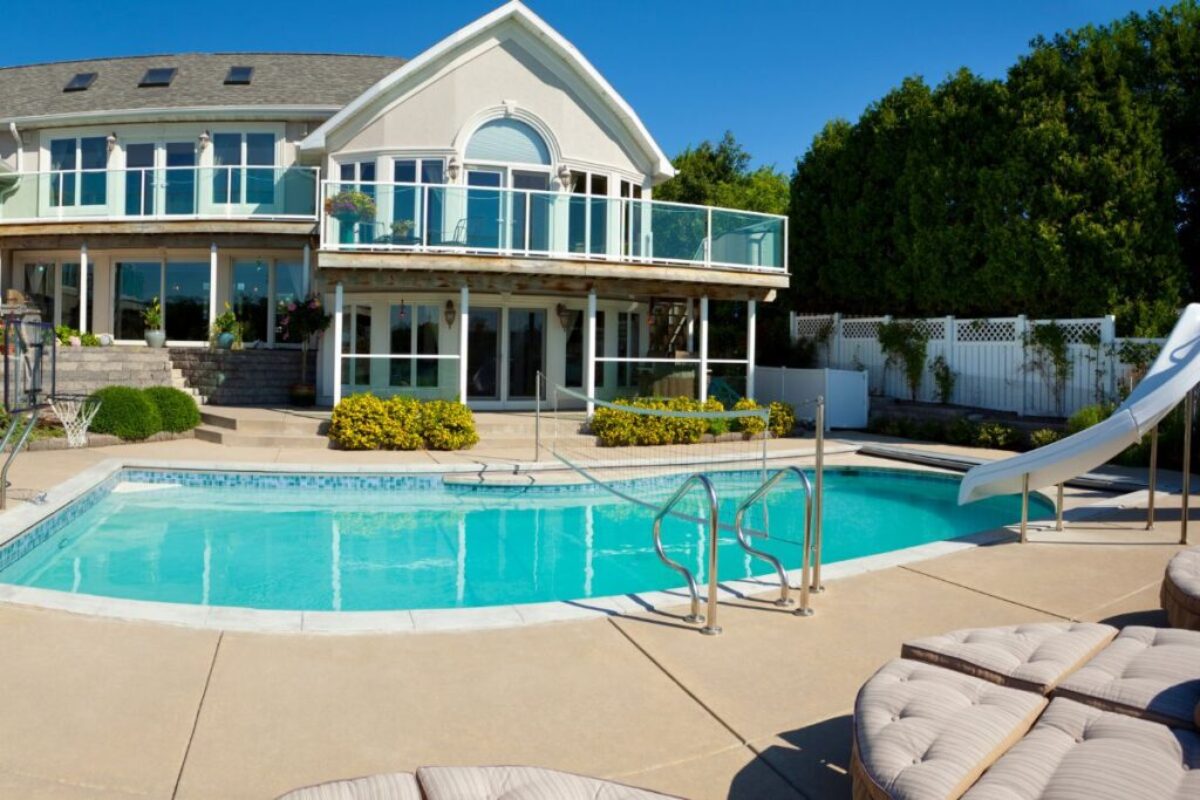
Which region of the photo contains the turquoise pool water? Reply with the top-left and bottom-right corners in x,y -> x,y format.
0,468 -> 1051,611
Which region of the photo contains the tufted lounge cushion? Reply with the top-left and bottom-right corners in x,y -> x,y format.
963,698 -> 1200,800
851,659 -> 1047,800
1054,625 -> 1200,730
901,622 -> 1117,694
1162,546 -> 1200,631
415,766 -> 680,800
276,771 -> 423,800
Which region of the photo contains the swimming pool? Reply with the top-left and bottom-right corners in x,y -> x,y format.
0,467 -> 1051,613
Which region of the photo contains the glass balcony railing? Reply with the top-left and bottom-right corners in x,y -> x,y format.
321,181 -> 786,272
0,166 -> 319,222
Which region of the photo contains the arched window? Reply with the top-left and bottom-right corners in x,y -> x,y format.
465,118 -> 551,165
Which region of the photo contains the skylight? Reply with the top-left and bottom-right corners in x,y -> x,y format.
138,68 -> 176,87
224,66 -> 253,85
63,72 -> 97,92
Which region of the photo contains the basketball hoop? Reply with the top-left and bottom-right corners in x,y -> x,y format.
49,394 -> 101,448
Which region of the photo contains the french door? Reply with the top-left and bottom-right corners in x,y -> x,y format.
465,306 -> 546,405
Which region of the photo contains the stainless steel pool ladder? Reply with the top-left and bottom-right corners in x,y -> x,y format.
651,473 -> 722,636
0,407 -> 39,510
734,466 -> 817,617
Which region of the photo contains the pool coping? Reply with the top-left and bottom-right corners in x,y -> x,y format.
0,456 -> 1065,634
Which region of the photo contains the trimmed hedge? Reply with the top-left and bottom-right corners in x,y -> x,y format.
88,386 -> 162,441
328,394 -> 477,450
591,396 -> 784,447
143,387 -> 201,433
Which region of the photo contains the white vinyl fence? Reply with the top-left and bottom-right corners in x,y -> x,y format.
755,367 -> 869,429
790,313 -> 1163,419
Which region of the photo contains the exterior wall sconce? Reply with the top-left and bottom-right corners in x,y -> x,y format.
198,130 -> 211,150
444,299 -> 457,327
556,302 -> 575,330
106,132 -> 118,154
557,164 -> 572,186
447,155 -> 460,182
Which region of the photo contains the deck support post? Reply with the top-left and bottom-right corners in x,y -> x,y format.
208,243 -> 218,334
585,289 -> 596,416
745,299 -> 756,401
79,243 -> 89,333
1056,483 -> 1064,531
458,286 -> 469,404
332,282 -> 344,407
699,295 -> 709,402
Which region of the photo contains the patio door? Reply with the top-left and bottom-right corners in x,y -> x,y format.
465,306 -> 547,406
164,142 -> 197,215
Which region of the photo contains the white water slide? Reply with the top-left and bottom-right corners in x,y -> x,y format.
959,303 -> 1200,505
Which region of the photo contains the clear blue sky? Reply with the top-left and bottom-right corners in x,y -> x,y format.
3,0 -> 1166,170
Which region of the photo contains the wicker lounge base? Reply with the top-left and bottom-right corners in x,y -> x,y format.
1162,546 -> 1200,631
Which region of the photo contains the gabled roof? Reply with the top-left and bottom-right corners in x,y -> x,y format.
300,1 -> 675,181
0,53 -> 406,125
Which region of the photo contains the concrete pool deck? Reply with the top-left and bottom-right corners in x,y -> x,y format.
0,433 -> 1188,799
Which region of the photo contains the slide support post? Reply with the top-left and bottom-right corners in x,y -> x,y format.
1020,474 -> 1030,544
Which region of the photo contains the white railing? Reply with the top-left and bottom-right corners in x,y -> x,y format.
319,180 -> 787,273
0,166 -> 320,222
791,312 -> 1165,418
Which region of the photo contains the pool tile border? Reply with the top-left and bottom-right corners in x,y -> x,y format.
0,456 -> 1063,634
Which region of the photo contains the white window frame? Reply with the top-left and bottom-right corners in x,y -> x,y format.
387,302 -> 441,389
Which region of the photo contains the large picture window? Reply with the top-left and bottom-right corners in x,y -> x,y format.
232,259 -> 270,343
341,305 -> 372,386
113,262 -> 162,340
391,158 -> 444,245
49,137 -> 107,207
213,133 -> 276,205
165,262 -> 210,341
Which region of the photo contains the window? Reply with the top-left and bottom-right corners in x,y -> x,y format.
113,262 -> 162,339
465,119 -> 550,165
61,262 -> 94,331
139,68 -> 176,87
49,137 -> 107,207
224,66 -> 253,85
567,170 -> 611,255
232,260 -> 270,343
620,179 -> 644,256
390,158 -> 444,244
564,309 -> 605,389
273,261 -> 307,345
164,262 -> 209,341
389,304 -> 440,388
213,133 -> 276,205
618,311 -> 641,388
338,161 -> 377,244
63,72 -> 97,92
23,264 -> 55,323
342,305 -> 372,386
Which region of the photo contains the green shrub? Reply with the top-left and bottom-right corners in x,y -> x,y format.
943,417 -> 978,446
1028,428 -> 1062,449
88,386 -> 162,441
703,397 -> 728,436
419,399 -> 478,450
974,422 -> 1018,450
732,397 -> 767,436
1067,403 -> 1113,435
768,401 -> 796,438
142,387 -> 201,433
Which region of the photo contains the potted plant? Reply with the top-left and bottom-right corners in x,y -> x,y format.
211,303 -> 240,350
324,190 -> 376,245
277,293 -> 332,406
142,297 -> 165,348
390,218 -> 416,244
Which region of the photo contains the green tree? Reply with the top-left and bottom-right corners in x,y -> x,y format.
655,131 -> 788,215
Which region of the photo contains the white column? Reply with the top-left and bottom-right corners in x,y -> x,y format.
585,289 -> 597,416
208,243 -> 218,330
699,295 -> 709,402
458,285 -> 469,403
745,299 -> 756,401
332,282 -> 344,407
79,244 -> 89,332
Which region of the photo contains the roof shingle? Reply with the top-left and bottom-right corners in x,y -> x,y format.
0,52 -> 406,122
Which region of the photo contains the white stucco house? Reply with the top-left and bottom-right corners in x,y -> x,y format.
0,1 -> 787,410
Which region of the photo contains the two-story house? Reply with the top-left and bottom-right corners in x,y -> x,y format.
0,1 -> 787,411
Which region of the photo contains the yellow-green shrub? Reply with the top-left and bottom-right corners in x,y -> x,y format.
733,398 -> 766,436
703,397 -> 728,436
768,401 -> 796,438
329,394 -> 475,450
420,399 -> 479,450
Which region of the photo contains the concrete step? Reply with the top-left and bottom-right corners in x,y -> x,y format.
200,409 -> 326,436
194,425 -> 331,449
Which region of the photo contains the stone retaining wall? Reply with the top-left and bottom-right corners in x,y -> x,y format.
53,347 -> 175,396
167,348 -> 316,405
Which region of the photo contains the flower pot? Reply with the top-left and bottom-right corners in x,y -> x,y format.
289,383 -> 316,407
335,212 -> 360,245
216,332 -> 236,350
144,330 -> 166,348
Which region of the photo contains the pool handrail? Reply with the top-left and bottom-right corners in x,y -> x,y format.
733,466 -> 815,616
651,472 -> 722,635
